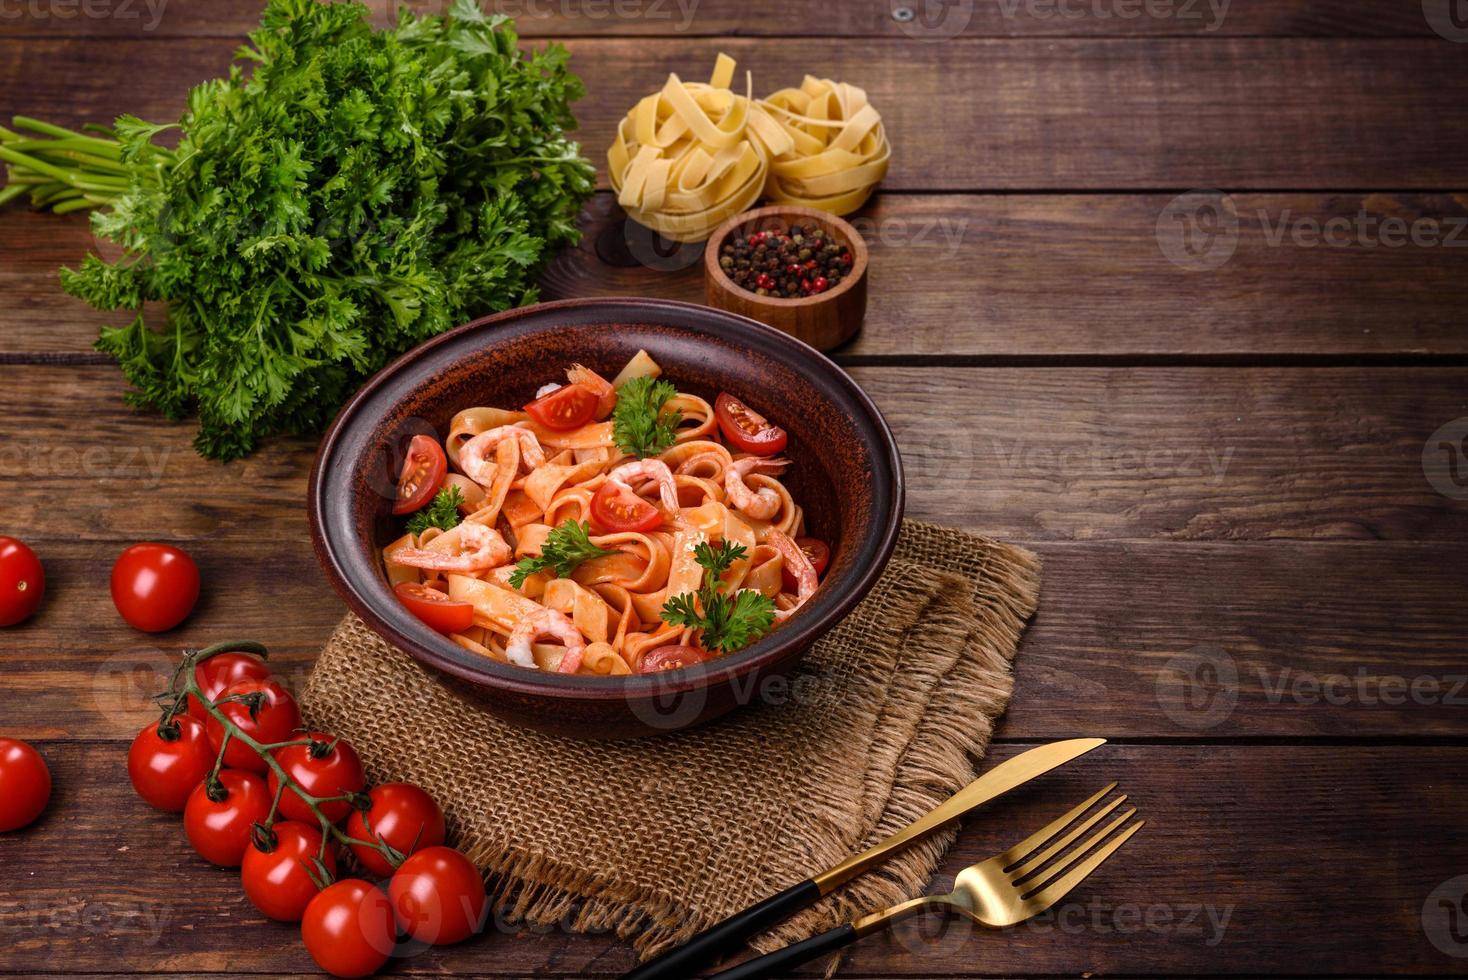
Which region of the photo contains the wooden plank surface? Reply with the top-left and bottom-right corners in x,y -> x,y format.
3,37 -> 1467,191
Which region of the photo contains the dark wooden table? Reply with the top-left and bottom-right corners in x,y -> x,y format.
4,1 -> 1468,977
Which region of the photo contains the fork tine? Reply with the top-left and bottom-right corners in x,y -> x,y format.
1008,793 -> 1127,881
1019,814 -> 1145,916
998,782 -> 1118,870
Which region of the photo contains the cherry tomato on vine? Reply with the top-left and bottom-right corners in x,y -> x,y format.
780,537 -> 830,594
637,645 -> 712,674
205,679 -> 302,773
524,383 -> 598,431
241,820 -> 337,922
127,715 -> 215,812
346,782 -> 447,878
0,537 -> 45,627
590,481 -> 662,534
302,879 -> 397,978
187,651 -> 272,721
110,542 -> 200,633
387,846 -> 487,946
0,738 -> 51,832
393,435 -> 447,515
714,392 -> 788,456
394,582 -> 474,634
269,733 -> 366,824
184,769 -> 272,866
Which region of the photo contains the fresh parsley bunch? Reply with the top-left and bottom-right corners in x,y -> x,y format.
661,540 -> 776,653
35,0 -> 595,460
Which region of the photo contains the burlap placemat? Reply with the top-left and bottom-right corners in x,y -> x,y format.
300,519 -> 1040,964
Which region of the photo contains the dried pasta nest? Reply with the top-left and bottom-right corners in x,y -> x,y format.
608,54 -> 891,243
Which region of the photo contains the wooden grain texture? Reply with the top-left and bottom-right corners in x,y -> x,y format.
3,37 -> 1467,190
2,744 -> 1463,976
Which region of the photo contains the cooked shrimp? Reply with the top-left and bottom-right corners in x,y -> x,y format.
725,457 -> 790,520
390,523 -> 512,573
505,608 -> 587,672
567,363 -> 617,418
608,459 -> 680,513
459,425 -> 546,485
769,528 -> 817,620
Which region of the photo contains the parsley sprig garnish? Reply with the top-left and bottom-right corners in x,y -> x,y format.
660,540 -> 776,653
508,520 -> 615,589
405,485 -> 464,537
612,376 -> 681,459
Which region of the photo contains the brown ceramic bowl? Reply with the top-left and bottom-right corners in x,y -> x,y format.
308,298 -> 903,739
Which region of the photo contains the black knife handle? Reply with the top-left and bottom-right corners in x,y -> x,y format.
702,924 -> 859,980
620,878 -> 822,980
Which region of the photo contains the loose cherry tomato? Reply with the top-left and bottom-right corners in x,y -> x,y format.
393,435 -> 447,515
346,782 -> 447,878
590,481 -> 662,534
206,679 -> 302,773
110,542 -> 200,633
0,537 -> 45,627
387,846 -> 487,946
638,645 -> 712,674
524,383 -> 598,431
394,582 -> 474,634
269,734 -> 366,824
0,738 -> 51,832
714,392 -> 788,456
781,537 -> 830,593
184,769 -> 272,866
187,651 -> 272,721
241,820 -> 337,922
127,715 -> 216,812
302,879 -> 397,978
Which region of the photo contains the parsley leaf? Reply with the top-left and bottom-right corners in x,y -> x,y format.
405,485 -> 464,537
612,376 -> 681,459
659,538 -> 775,653
508,520 -> 615,589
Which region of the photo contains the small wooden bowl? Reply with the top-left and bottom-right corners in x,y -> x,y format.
704,205 -> 869,352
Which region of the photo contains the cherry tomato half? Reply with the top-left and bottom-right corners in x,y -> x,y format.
0,537 -> 45,627
346,782 -> 447,878
110,542 -> 200,633
590,481 -> 662,534
302,879 -> 397,979
0,738 -> 51,832
127,715 -> 216,812
638,645 -> 712,674
188,651 -> 273,721
714,392 -> 788,456
387,846 -> 487,946
395,582 -> 474,634
184,769 -> 272,866
524,383 -> 598,431
269,734 -> 366,825
393,435 -> 447,515
206,679 -> 302,773
781,537 -> 830,594
242,820 -> 336,922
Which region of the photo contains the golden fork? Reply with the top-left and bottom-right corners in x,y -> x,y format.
705,783 -> 1144,979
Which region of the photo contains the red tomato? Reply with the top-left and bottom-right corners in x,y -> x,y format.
184,769 -> 272,866
110,542 -> 200,633
387,846 -> 486,946
590,481 -> 662,534
241,820 -> 337,922
714,393 -> 788,456
524,383 -> 598,431
781,537 -> 830,593
127,715 -> 216,812
638,645 -> 712,674
0,537 -> 45,628
346,782 -> 447,878
269,734 -> 366,825
393,435 -> 447,515
394,582 -> 474,634
302,879 -> 397,979
0,738 -> 51,832
206,679 -> 302,773
187,651 -> 272,721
